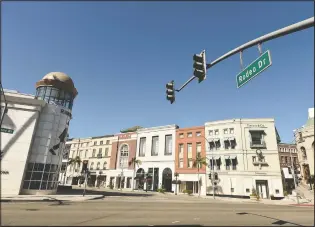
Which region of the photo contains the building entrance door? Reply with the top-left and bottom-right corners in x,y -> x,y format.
256,180 -> 269,199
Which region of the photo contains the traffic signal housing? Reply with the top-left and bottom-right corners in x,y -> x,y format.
166,80 -> 175,104
193,50 -> 207,83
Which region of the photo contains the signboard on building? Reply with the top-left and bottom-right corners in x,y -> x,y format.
1,128 -> 14,134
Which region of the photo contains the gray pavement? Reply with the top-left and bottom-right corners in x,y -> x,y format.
1,197 -> 314,226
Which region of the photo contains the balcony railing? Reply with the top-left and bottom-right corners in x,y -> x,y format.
250,141 -> 266,149
253,161 -> 268,166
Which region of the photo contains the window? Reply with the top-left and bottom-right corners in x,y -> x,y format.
187,132 -> 193,138
196,142 -> 201,154
179,133 -> 184,138
90,162 -> 94,170
231,139 -> 236,149
103,162 -> 107,170
246,188 -> 250,193
293,157 -> 297,164
232,158 -> 237,170
229,128 -> 234,134
215,130 -> 219,135
92,149 -> 96,157
139,137 -> 146,157
100,141 -> 103,145
85,150 -> 88,158
119,145 -> 129,168
165,135 -> 172,155
301,147 -> 307,160
94,141 -> 97,145
250,131 -> 264,145
224,140 -> 230,150
281,156 -> 285,163
106,140 -> 110,145
196,132 -> 201,137
215,159 -> 220,170
223,129 -> 228,134
209,142 -> 215,150
225,159 -> 231,170
252,156 -> 257,162
105,148 -> 109,157
209,130 -> 213,136
151,136 -> 159,156
209,160 -> 214,170
215,140 -> 221,150
275,189 -> 279,194
187,143 -> 192,168
284,156 -> 288,164
179,144 -> 184,168
96,162 -> 100,170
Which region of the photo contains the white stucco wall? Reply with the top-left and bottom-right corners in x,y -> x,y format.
205,118 -> 283,198
1,93 -> 44,196
135,125 -> 177,192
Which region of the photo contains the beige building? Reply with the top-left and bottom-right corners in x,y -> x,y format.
294,108 -> 314,184
205,118 -> 283,199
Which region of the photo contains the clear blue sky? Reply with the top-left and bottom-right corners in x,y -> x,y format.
2,2 -> 314,143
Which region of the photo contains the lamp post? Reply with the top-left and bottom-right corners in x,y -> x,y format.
174,172 -> 179,195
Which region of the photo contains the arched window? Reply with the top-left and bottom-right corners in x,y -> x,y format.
90,162 -> 94,170
103,162 -> 107,170
96,162 -> 100,170
119,144 -> 129,168
301,147 -> 307,160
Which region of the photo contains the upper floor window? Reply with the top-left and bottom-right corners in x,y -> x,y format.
94,141 -> 97,145
179,133 -> 184,139
187,132 -> 193,138
208,130 -> 213,136
92,149 -> 96,157
229,128 -> 234,134
100,141 -> 103,145
106,140 -> 110,145
178,144 -> 184,168
105,148 -> 109,157
151,136 -> 159,156
85,150 -> 88,158
139,137 -> 146,157
187,143 -> 192,168
196,142 -> 202,154
196,132 -> 201,137
103,162 -> 107,170
214,130 -> 219,135
223,129 -> 228,134
96,162 -> 100,170
165,135 -> 172,155
301,146 -> 307,160
90,162 -> 94,170
119,145 -> 129,168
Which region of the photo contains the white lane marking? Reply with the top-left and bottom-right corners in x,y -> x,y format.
172,221 -> 180,224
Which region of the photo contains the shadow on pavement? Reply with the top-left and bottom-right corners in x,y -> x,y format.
57,187 -> 154,198
236,212 -> 303,226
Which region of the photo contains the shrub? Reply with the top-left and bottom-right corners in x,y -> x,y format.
186,190 -> 193,195
157,188 -> 165,193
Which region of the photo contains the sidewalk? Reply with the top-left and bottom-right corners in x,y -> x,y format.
1,194 -> 104,202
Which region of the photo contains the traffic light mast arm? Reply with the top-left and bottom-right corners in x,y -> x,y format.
176,17 -> 314,93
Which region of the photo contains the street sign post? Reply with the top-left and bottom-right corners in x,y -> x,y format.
236,50 -> 272,88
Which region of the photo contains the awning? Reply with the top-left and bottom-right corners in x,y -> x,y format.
224,155 -> 230,159
230,155 -> 237,159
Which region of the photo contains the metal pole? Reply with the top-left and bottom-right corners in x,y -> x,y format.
83,171 -> 87,197
210,142 -> 215,200
175,17 -> 314,92
289,144 -> 299,204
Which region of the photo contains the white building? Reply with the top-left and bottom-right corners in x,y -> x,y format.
294,108 -> 314,184
135,125 -> 178,192
205,118 -> 284,199
1,72 -> 77,195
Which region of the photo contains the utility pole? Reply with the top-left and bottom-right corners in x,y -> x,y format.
170,17 -> 314,94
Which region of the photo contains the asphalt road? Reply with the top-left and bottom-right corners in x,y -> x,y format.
1,197 -> 314,226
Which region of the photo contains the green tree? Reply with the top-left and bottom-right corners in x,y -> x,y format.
129,157 -> 142,191
193,153 -> 207,197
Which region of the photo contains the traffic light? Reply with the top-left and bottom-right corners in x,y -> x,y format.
193,50 -> 207,83
166,80 -> 175,104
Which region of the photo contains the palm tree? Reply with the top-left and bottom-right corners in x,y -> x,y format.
129,157 -> 142,191
193,153 -> 207,197
68,156 -> 82,185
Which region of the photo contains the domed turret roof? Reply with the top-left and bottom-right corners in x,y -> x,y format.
42,72 -> 74,87
36,72 -> 78,97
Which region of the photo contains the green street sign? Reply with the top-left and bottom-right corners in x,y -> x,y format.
236,50 -> 272,88
1,128 -> 14,134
